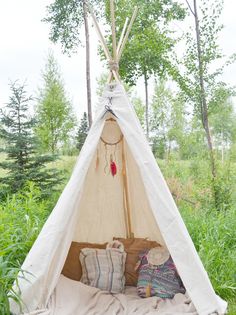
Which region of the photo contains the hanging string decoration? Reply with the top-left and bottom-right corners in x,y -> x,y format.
100,134 -> 123,177
110,154 -> 117,176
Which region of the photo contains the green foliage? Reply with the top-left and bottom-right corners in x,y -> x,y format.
76,112 -> 89,151
150,80 -> 187,159
103,0 -> 186,85
176,0 -> 236,129
158,159 -> 236,304
0,82 -> 62,198
209,86 -> 236,161
36,52 -> 76,154
0,157 -> 235,312
44,0 -> 102,55
0,183 -> 59,315
181,206 -> 236,300
132,96 -> 145,128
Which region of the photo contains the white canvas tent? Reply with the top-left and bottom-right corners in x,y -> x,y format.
10,2 -> 227,315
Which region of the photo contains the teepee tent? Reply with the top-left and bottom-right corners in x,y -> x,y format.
10,2 -> 227,315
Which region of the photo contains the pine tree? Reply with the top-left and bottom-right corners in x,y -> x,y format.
0,82 -> 62,197
76,112 -> 88,151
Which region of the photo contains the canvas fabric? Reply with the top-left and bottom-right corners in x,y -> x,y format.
10,84 -> 227,315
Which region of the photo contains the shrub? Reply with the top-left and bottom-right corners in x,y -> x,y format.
0,183 -> 58,314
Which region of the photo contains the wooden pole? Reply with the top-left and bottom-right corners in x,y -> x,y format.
88,3 -> 120,82
117,17 -> 129,55
118,6 -> 138,61
122,139 -> 133,239
107,17 -> 129,83
83,1 -> 92,127
110,0 -> 117,62
88,5 -> 112,61
88,2 -> 137,84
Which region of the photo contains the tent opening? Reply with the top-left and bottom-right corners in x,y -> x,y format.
71,116 -> 165,245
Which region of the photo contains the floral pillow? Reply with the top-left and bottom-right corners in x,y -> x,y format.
136,247 -> 185,299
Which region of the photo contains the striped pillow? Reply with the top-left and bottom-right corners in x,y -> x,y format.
80,245 -> 126,293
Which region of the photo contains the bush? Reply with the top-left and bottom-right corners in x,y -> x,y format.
0,183 -> 58,314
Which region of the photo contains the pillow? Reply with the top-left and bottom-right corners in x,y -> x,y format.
80,241 -> 126,293
114,237 -> 161,286
136,247 -> 185,299
61,241 -> 107,281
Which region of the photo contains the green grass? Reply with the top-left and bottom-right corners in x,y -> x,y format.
157,158 -> 236,312
0,155 -> 235,313
0,183 -> 60,314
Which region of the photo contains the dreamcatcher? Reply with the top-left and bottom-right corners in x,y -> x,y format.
96,133 -> 123,177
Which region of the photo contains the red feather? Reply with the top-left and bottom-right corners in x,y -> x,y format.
110,161 -> 117,177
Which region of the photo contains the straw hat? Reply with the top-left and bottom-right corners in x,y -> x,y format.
147,247 -> 170,266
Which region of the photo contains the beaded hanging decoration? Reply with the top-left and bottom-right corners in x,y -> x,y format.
99,134 -> 123,177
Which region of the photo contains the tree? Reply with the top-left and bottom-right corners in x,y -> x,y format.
150,80 -> 173,158
76,112 -> 89,151
180,0 -> 236,209
209,85 -> 236,162
44,0 -> 102,128
36,52 -> 76,154
0,82 -> 61,197
104,0 -> 186,139
132,96 -> 145,129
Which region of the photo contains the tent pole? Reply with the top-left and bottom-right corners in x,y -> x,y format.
87,4 -> 112,61
117,17 -> 129,55
88,4 -> 120,83
118,6 -> 138,62
122,139 -> 133,239
107,17 -> 129,83
110,0 -> 117,62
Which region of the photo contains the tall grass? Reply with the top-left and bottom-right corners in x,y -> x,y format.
181,204 -> 236,299
0,156 -> 235,314
0,183 -> 59,314
158,158 -> 236,313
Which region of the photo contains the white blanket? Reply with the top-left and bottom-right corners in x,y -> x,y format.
26,275 -> 198,315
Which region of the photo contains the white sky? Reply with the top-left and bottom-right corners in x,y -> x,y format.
0,0 -> 236,120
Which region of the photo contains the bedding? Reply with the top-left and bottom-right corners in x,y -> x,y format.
24,275 -> 198,315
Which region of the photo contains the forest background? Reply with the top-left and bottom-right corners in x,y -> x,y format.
0,0 -> 235,314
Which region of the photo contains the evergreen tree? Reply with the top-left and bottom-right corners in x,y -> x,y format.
76,112 -> 88,151
36,52 -> 76,154
0,82 -> 62,197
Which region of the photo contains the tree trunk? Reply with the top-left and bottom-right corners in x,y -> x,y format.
83,1 -> 92,128
144,72 -> 149,140
221,132 -> 224,163
193,0 -> 218,207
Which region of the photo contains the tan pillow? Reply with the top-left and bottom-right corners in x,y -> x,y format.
114,237 -> 161,286
61,241 -> 107,281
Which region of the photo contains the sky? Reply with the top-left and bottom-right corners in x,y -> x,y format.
0,0 -> 236,120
